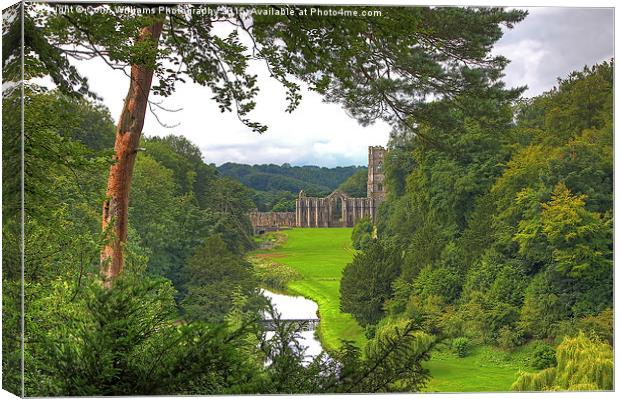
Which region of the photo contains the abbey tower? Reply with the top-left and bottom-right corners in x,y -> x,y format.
367,146 -> 387,203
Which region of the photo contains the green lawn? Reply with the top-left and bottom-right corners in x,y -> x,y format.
252,228 -> 366,351
423,345 -> 534,392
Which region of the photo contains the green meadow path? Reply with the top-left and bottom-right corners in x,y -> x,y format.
250,227 -> 529,392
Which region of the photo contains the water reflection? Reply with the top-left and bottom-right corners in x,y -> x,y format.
261,289 -> 324,360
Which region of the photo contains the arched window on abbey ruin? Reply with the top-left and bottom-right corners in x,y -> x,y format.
378,183 -> 383,192
377,161 -> 383,172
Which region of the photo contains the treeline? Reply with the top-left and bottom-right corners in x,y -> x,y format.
2,86 -> 433,395
218,162 -> 365,211
341,62 -> 613,390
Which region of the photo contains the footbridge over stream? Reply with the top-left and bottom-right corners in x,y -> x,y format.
261,317 -> 320,332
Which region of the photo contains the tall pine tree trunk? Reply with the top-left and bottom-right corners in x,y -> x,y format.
100,22 -> 163,286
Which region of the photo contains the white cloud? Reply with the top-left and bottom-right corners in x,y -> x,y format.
493,39 -> 548,95
494,7 -> 613,97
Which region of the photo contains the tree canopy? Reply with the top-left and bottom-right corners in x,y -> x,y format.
342,61 -> 613,371
12,5 -> 527,131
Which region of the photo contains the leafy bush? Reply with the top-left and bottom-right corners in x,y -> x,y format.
513,332 -> 612,391
252,258 -> 302,291
497,326 -> 524,351
530,342 -> 557,370
439,310 -> 465,339
577,308 -> 613,345
452,337 -> 471,358
404,294 -> 447,336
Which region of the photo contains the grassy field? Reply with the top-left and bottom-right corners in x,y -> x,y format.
250,228 -> 531,392
250,228 -> 366,351
423,344 -> 534,392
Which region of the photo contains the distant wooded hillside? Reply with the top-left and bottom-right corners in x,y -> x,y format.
217,163 -> 367,211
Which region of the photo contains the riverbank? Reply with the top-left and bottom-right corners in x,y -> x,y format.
249,228 -> 366,352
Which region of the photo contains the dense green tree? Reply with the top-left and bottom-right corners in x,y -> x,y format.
367,61 -> 613,351
1,81 -> 21,391
398,213 -> 449,281
204,176 -> 256,253
518,271 -> 565,339
129,155 -> 181,276
351,217 -> 373,250
413,266 -> 461,305
181,236 -> 257,322
459,250 -> 529,337
382,141 -> 416,199
143,135 -> 218,205
513,183 -> 612,339
539,183 -> 611,279
340,240 -> 401,326
139,135 -> 255,256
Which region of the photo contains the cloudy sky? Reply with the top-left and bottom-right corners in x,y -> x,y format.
73,5 -> 614,167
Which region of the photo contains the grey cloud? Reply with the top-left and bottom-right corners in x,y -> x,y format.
496,7 -> 613,96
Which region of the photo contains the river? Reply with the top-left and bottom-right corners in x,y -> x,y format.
261,289 -> 324,361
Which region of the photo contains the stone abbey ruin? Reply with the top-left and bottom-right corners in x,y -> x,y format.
250,146 -> 387,233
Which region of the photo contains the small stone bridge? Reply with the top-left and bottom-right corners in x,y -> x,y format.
261,318 -> 320,332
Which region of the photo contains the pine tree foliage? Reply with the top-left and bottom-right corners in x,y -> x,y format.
349,320 -> 434,392
340,240 -> 401,325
